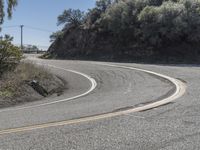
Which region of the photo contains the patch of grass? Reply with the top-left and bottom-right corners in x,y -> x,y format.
0,90 -> 13,98
39,53 -> 55,59
0,62 -> 53,99
15,62 -> 52,81
0,62 -> 66,108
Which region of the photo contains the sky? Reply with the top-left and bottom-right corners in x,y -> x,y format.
0,0 -> 96,50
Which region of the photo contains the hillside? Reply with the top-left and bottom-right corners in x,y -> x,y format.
47,0 -> 200,63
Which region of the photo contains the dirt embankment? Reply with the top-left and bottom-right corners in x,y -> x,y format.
0,62 -> 67,108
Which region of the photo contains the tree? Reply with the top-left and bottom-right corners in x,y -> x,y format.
84,8 -> 102,29
57,9 -> 85,28
0,34 -> 13,41
102,1 -> 130,32
0,35 -> 22,74
138,1 -> 186,46
84,0 -> 116,29
96,0 -> 113,12
180,0 -> 200,43
0,0 -> 18,25
49,31 -> 63,42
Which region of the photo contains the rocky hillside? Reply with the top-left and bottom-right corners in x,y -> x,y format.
48,27 -> 159,62
47,0 -> 200,63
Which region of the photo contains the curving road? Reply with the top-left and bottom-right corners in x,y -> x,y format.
0,55 -> 199,150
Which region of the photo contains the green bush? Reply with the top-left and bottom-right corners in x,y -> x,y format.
102,1 -> 132,33
57,9 -> 85,27
138,0 -> 200,47
180,0 -> 200,43
138,1 -> 185,46
0,36 -> 22,74
49,30 -> 63,42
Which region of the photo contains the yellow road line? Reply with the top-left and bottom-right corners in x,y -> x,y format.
0,63 -> 186,136
0,79 -> 185,136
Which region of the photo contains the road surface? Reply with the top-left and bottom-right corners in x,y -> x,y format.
0,55 -> 199,150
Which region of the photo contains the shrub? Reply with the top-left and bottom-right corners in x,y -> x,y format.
99,0 -> 139,43
0,36 -> 22,74
57,9 -> 85,27
49,30 -> 63,42
138,1 -> 185,46
180,0 -> 200,43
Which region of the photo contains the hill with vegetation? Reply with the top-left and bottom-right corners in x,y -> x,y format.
47,0 -> 200,63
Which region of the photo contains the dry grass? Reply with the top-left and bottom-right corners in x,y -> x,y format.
39,53 -> 55,59
0,62 -> 53,98
0,62 -> 66,108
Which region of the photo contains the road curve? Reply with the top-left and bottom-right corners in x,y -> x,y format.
0,63 -> 97,113
0,57 -> 186,135
0,55 -> 192,150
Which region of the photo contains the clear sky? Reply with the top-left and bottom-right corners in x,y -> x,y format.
0,0 -> 96,50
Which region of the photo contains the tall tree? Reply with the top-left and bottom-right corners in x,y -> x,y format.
49,31 -> 63,42
96,0 -> 113,12
57,9 -> 85,27
0,0 -> 17,25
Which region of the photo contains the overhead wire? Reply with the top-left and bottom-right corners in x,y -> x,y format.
1,25 -> 20,28
1,25 -> 53,33
24,25 -> 54,33
0,25 -> 53,50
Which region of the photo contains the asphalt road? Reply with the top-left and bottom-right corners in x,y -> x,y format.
0,55 -> 199,150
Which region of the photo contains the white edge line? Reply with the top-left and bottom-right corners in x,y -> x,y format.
95,62 -> 186,111
0,64 -> 97,113
0,62 -> 186,135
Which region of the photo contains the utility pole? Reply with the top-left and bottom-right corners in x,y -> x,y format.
20,25 -> 24,51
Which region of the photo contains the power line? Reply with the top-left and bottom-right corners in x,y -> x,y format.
1,25 -> 53,51
1,25 -> 20,28
1,25 -> 54,33
24,25 -> 54,33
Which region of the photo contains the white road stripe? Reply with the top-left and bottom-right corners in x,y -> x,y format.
0,61 -> 186,135
0,64 -> 97,113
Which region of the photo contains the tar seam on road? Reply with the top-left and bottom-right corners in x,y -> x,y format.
0,62 -> 186,136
